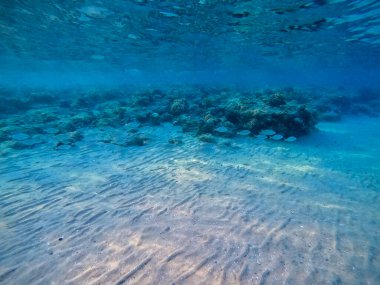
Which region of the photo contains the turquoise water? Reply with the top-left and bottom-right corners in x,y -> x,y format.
0,1 -> 380,284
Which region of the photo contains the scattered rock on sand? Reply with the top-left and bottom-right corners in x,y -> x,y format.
125,134 -> 148,146
198,134 -> 216,143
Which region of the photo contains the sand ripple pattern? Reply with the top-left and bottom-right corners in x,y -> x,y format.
0,123 -> 379,285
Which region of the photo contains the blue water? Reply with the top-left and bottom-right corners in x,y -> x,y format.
0,1 -> 379,284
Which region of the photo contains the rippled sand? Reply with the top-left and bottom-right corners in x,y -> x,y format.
0,117 -> 379,285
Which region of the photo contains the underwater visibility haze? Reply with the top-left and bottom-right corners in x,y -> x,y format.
0,1 -> 380,284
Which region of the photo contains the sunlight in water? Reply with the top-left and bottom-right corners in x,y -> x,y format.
0,1 -> 379,284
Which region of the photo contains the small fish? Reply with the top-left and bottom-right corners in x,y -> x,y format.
215,126 -> 229,133
285,136 -> 297,142
159,11 -> 179,17
237,130 -> 250,136
260,129 -> 276,136
78,6 -> 111,19
271,134 -> 283,141
11,133 -> 29,141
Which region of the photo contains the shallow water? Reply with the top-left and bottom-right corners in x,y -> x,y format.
1,1 -> 380,284
1,114 -> 379,284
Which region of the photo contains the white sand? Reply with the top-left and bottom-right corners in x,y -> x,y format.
0,116 -> 379,284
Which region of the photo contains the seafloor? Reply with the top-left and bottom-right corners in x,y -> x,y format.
0,86 -> 379,284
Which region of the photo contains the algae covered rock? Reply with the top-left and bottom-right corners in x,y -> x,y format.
198,114 -> 218,134
150,112 -> 161,125
198,134 -> 216,143
224,99 -> 245,124
125,134 -> 148,146
70,112 -> 94,127
0,85 -> 325,151
69,131 -> 84,142
0,97 -> 29,114
170,99 -> 188,115
264,93 -> 286,107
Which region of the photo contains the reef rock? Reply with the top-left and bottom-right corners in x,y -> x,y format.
170,99 -> 188,115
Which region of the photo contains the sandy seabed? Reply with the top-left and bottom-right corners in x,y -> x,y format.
0,116 -> 379,285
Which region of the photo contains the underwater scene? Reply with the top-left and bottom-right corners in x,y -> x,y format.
0,1 -> 380,284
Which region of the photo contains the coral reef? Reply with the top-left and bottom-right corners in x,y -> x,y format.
0,85 -> 378,152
